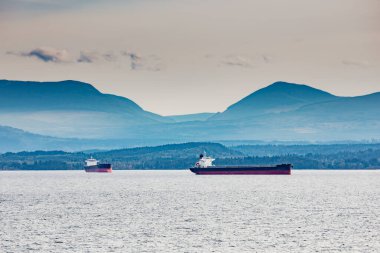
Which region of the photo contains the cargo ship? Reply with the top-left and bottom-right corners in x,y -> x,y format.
190,154 -> 291,175
84,157 -> 112,173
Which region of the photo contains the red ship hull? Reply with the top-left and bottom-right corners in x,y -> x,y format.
190,164 -> 292,175
85,168 -> 112,173
195,170 -> 290,175
84,163 -> 112,173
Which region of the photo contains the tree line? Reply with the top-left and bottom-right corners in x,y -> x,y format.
1,142 -> 379,170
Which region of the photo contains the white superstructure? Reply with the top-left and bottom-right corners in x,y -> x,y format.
194,153 -> 215,168
85,157 -> 99,167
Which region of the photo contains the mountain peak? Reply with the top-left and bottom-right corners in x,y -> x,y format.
261,81 -> 332,95
0,79 -> 101,97
270,81 -> 298,86
0,79 -> 169,117
211,81 -> 337,120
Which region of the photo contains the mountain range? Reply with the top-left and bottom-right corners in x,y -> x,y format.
0,79 -> 379,152
0,80 -> 171,138
210,82 -> 336,120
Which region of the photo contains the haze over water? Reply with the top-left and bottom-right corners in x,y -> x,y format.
1,170 -> 379,252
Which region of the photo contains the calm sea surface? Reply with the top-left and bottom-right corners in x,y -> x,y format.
1,170 -> 379,252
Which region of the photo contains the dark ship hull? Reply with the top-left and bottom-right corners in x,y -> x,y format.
190,164 -> 291,175
85,163 -> 112,173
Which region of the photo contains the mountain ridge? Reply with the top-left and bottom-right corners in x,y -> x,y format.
0,79 -> 172,138
0,79 -> 146,114
0,79 -> 379,144
210,81 -> 338,120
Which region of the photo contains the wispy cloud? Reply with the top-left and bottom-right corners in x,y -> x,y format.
261,54 -> 273,63
210,54 -> 274,69
222,55 -> 252,68
77,51 -> 118,63
7,47 -> 163,70
342,59 -> 371,68
102,52 -> 117,62
7,47 -> 71,63
77,51 -> 99,63
77,50 -> 163,70
121,51 -> 163,71
121,51 -> 144,70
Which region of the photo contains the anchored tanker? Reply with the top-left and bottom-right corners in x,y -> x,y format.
190,154 -> 291,175
84,157 -> 112,173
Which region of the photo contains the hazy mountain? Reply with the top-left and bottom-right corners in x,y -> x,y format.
294,92 -> 380,120
0,125 -> 187,153
0,125 -> 64,152
166,112 -> 215,122
0,80 -> 171,138
0,80 -> 155,116
0,125 -> 117,152
1,80 -> 379,146
210,81 -> 337,120
192,81 -> 380,141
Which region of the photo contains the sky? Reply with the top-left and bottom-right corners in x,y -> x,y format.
1,0 -> 379,115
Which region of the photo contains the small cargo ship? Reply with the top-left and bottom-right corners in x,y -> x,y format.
84,157 -> 112,173
190,154 -> 291,175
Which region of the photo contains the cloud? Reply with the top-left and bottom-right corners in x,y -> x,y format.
121,51 -> 143,70
342,59 -> 371,68
7,47 -> 70,63
215,54 -> 273,68
102,52 -> 117,62
121,51 -> 163,71
7,47 -> 163,70
77,51 -> 118,63
221,55 -> 253,68
77,51 -> 99,63
76,50 -> 163,70
261,54 -> 273,63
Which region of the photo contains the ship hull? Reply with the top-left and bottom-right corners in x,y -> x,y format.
190,164 -> 291,175
84,164 -> 112,173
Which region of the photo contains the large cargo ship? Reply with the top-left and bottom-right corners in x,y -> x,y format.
190,154 -> 291,175
84,157 -> 112,173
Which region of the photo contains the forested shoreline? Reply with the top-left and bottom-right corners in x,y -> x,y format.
1,142 -> 380,170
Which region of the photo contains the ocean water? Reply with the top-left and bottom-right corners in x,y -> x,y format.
1,170 -> 379,253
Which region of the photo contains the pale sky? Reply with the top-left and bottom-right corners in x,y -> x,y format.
1,0 -> 379,115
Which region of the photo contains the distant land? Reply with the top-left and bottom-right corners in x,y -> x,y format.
166,113 -> 215,122
1,79 -> 380,152
0,125 -> 181,153
1,142 -> 380,170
